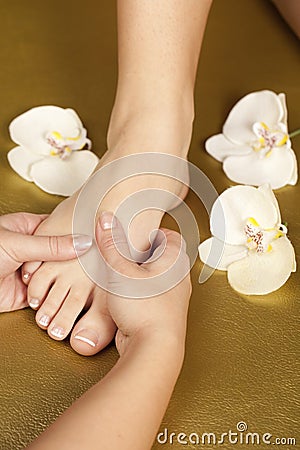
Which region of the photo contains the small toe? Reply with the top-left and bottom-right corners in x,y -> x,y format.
47,287 -> 91,341
70,289 -> 116,356
27,265 -> 56,310
35,281 -> 70,329
22,261 -> 42,285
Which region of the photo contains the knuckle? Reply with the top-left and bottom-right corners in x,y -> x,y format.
48,236 -> 60,258
101,235 -> 118,253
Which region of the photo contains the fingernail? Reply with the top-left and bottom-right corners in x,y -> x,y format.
50,326 -> 65,339
74,329 -> 98,348
23,272 -> 31,281
73,235 -> 93,254
100,212 -> 115,230
39,315 -> 50,327
29,298 -> 40,309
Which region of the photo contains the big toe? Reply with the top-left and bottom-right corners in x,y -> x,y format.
70,290 -> 116,356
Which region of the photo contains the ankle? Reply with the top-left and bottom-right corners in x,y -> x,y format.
107,99 -> 194,158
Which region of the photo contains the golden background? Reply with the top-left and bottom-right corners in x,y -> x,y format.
0,0 -> 299,448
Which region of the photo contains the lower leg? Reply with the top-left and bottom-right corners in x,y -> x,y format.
272,0 -> 300,38
107,0 -> 212,157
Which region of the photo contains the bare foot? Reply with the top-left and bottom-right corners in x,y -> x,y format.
23,113 -> 192,355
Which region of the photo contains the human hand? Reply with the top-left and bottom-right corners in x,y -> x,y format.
96,212 -> 192,356
0,212 -> 92,312
26,214 -> 192,450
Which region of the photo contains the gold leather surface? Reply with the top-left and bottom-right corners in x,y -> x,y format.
0,1 -> 299,448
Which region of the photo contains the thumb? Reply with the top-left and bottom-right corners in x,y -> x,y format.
2,230 -> 93,263
96,212 -> 133,274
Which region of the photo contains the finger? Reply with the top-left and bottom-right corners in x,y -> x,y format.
2,231 -> 93,263
95,212 -> 134,274
0,212 -> 49,234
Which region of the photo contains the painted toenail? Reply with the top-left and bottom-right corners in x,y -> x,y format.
23,272 -> 31,280
29,298 -> 40,308
39,315 -> 51,327
50,326 -> 65,339
74,329 -> 98,348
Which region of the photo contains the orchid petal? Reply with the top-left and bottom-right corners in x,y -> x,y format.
205,134 -> 252,162
64,108 -> 90,150
278,93 -> 288,125
210,185 -> 278,245
65,108 -> 84,127
223,146 -> 296,190
9,106 -> 85,156
199,237 -> 248,270
30,150 -> 99,196
227,236 -> 296,295
289,149 -> 298,185
7,146 -> 43,182
258,184 -> 281,224
223,91 -> 284,144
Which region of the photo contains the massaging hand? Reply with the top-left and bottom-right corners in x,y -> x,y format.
27,214 -> 192,450
96,212 -> 192,356
0,212 -> 92,312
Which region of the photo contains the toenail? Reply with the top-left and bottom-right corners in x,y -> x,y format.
50,326 -> 65,339
29,298 -> 40,309
39,315 -> 51,327
23,272 -> 31,280
74,329 -> 98,348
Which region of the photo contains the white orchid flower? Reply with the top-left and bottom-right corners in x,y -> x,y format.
7,106 -> 99,196
205,90 -> 298,190
199,184 -> 296,295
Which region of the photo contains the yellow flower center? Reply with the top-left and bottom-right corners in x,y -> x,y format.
252,122 -> 288,158
244,217 -> 287,253
46,130 -> 83,160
